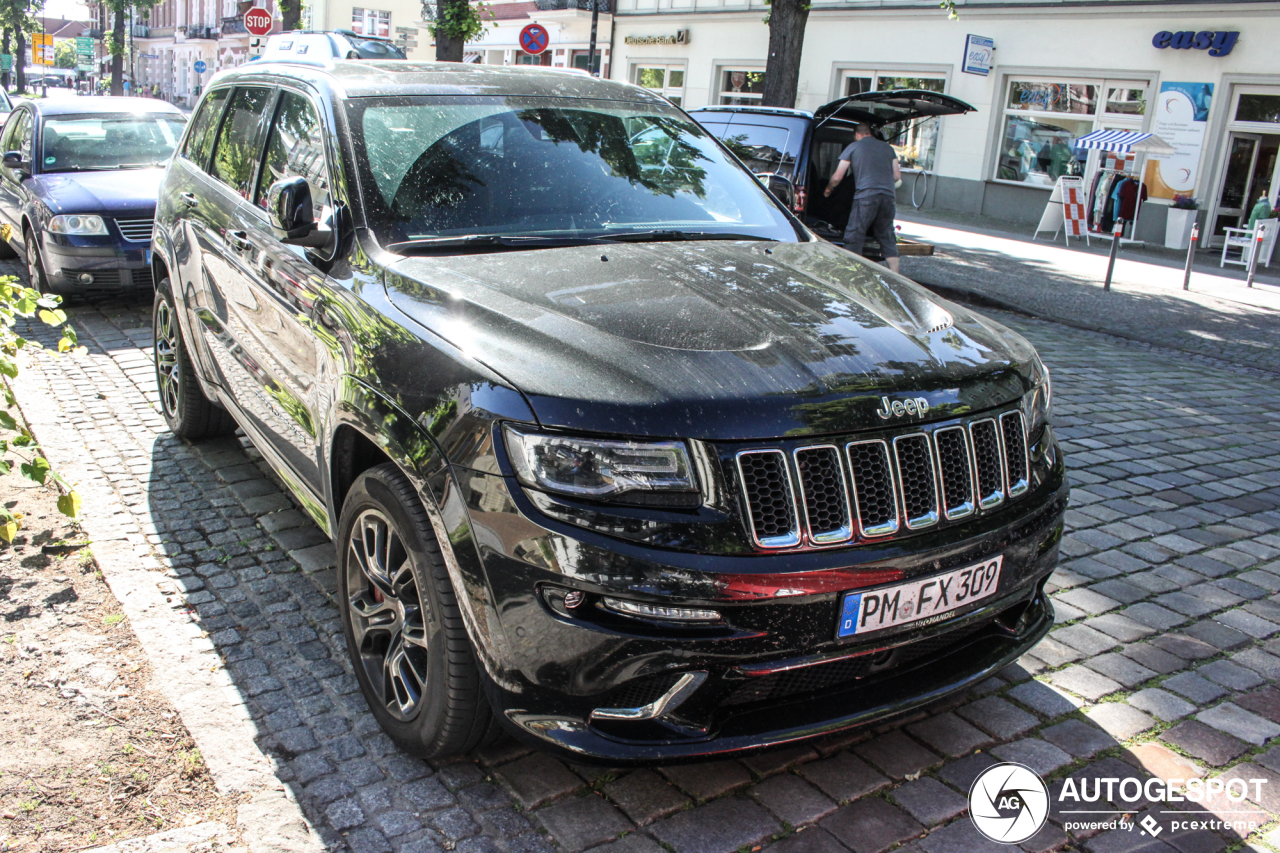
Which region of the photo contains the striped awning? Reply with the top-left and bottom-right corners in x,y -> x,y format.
1073,129 -> 1176,156
463,52 -> 482,63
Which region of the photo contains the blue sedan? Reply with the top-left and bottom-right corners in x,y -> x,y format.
0,97 -> 186,295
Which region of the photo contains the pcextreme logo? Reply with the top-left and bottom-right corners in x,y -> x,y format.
968,762 -> 1271,844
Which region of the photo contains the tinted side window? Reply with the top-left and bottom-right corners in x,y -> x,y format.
183,88 -> 229,168
13,113 -> 33,161
717,123 -> 799,178
256,92 -> 330,216
210,87 -> 272,198
0,111 -> 25,153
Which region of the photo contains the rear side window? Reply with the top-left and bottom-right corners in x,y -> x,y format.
256,92 -> 330,217
717,123 -> 798,178
210,87 -> 272,198
183,88 -> 228,168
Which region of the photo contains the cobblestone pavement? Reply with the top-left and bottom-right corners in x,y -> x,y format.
10,278 -> 1280,853
897,215 -> 1280,377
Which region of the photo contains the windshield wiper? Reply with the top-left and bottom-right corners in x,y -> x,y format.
387,234 -> 610,254
598,230 -> 777,244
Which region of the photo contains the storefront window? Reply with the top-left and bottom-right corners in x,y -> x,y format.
572,50 -> 607,77
635,65 -> 685,106
351,8 -> 390,38
840,71 -> 947,171
995,77 -> 1148,186
719,69 -> 764,105
516,51 -> 551,66
1236,94 -> 1280,124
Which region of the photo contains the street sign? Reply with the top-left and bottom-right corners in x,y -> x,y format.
244,8 -> 273,36
76,36 -> 93,55
395,26 -> 417,34
140,53 -> 159,59
194,59 -> 207,73
0,55 -> 11,72
519,23 -> 549,55
31,33 -> 54,66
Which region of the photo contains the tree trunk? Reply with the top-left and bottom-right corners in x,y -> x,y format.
761,0 -> 808,109
280,0 -> 300,32
434,0 -> 466,62
2,30 -> 9,91
14,31 -> 24,94
111,5 -> 125,96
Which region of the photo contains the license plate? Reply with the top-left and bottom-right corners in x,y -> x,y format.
146,249 -> 152,264
837,556 -> 1003,639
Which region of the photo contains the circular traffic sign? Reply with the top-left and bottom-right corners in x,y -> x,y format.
244,8 -> 273,36
519,23 -> 549,55
193,60 -> 207,73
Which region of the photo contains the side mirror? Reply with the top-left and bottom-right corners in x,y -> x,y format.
267,175 -> 330,247
757,172 -> 795,209
3,151 -> 24,172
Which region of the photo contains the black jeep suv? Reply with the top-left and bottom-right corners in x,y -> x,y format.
152,61 -> 1066,763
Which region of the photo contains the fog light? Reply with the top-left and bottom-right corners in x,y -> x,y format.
602,597 -> 720,623
78,273 -> 94,284
563,590 -> 585,609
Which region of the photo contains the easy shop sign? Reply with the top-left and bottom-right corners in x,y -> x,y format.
1152,30 -> 1239,57
962,34 -> 994,76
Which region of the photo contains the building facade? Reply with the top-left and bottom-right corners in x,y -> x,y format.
609,0 -> 1280,245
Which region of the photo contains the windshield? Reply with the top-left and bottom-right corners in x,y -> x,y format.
350,37 -> 405,58
42,113 -> 186,173
347,96 -> 800,246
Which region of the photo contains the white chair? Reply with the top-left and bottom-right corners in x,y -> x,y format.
1221,218 -> 1278,268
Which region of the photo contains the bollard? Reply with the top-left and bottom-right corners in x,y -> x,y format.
1104,221 -> 1123,291
1245,224 -> 1265,288
1182,223 -> 1199,290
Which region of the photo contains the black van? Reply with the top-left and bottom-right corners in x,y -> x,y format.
690,90 -> 975,252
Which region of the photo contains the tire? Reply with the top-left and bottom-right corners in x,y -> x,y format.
24,228 -> 49,291
338,463 -> 499,758
153,280 -> 237,439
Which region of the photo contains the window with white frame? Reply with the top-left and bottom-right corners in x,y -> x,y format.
995,77 -> 1148,186
351,8 -> 390,37
634,64 -> 685,106
718,68 -> 764,105
839,70 -> 946,171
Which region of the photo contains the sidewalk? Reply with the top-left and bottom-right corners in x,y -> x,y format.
896,210 -> 1280,374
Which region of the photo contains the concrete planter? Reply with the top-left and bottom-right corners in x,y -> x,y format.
1165,207 -> 1198,251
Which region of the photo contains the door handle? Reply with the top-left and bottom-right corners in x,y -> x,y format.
180,192 -> 198,207
226,230 -> 251,251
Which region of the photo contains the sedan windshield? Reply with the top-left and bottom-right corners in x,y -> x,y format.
347,96 -> 800,247
42,113 -> 186,173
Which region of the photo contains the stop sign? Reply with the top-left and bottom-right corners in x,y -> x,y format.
244,8 -> 273,36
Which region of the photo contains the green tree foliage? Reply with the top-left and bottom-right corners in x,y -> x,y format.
425,0 -> 493,61
0,0 -> 44,94
0,271 -> 85,540
54,38 -> 75,68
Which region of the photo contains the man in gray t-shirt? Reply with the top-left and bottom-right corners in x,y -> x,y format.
824,124 -> 902,272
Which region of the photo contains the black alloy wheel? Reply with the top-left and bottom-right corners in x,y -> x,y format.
338,463 -> 498,757
152,280 -> 237,439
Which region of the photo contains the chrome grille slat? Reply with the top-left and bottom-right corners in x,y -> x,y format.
1001,411 -> 1030,498
969,419 -> 1005,510
893,433 -> 939,530
934,426 -> 975,520
794,445 -> 853,545
846,439 -> 899,538
114,218 -> 154,242
736,450 -> 800,549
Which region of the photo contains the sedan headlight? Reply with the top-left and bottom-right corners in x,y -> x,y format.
48,214 -> 107,235
504,426 -> 698,505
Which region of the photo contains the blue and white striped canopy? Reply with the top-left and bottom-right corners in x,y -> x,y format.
1073,129 -> 1176,156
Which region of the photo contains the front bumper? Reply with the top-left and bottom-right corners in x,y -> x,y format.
40,232 -> 151,290
456,456 -> 1067,764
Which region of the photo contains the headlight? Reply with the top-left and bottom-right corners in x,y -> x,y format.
48,214 -> 107,235
1024,356 -> 1052,440
504,426 -> 698,505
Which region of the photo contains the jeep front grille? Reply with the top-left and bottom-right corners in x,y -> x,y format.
733,406 -> 1032,550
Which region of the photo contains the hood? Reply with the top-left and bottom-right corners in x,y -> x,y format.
814,89 -> 976,129
383,239 -> 1037,440
26,168 -> 163,217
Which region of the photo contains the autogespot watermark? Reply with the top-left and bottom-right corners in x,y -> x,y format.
968,762 -> 1270,844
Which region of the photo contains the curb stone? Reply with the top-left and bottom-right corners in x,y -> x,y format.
10,351 -> 326,853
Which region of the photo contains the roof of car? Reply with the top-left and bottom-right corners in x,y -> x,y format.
207,60 -> 665,103
30,96 -> 185,117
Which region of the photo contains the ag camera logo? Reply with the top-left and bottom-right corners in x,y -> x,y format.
969,762 -> 1049,844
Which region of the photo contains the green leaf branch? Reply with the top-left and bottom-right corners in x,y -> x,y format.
0,274 -> 85,541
